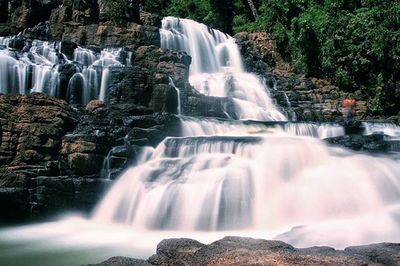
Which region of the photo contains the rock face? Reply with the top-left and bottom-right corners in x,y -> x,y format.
52,22 -> 160,48
0,93 -> 77,169
5,0 -> 59,31
235,32 -> 367,122
93,237 -> 400,266
0,93 -> 82,221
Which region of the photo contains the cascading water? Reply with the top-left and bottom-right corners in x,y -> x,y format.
0,39 -> 128,105
91,17 -> 400,248
160,17 -> 287,121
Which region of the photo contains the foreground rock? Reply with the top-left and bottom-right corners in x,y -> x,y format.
92,237 -> 400,266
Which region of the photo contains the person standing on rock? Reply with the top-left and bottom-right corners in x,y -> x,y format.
342,98 -> 356,122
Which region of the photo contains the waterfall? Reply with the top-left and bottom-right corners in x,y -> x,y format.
160,17 -> 287,121
169,77 -> 181,115
93,129 -> 400,236
91,17 -> 400,248
0,41 -> 127,105
362,122 -> 400,139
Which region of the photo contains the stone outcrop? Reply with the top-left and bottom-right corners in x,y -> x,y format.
234,32 -> 291,74
326,133 -> 399,153
235,32 -> 368,122
92,237 -> 400,266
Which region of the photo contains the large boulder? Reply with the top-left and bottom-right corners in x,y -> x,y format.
145,237 -> 400,266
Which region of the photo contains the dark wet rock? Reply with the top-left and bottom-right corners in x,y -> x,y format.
8,0 -> 59,30
71,0 -> 99,24
29,175 -> 111,218
140,11 -> 162,28
7,36 -> 25,50
60,41 -> 78,60
58,63 -> 78,100
60,101 -> 181,178
22,21 -> 50,40
108,46 -> 188,113
325,133 -> 393,153
343,120 -> 363,135
88,257 -> 152,266
0,187 -> 30,222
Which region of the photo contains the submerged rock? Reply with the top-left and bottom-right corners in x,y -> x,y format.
325,133 -> 393,153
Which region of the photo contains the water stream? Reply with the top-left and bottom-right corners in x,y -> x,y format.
0,39 -> 128,104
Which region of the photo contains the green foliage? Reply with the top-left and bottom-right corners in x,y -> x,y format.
104,0 -> 140,25
166,0 -> 235,34
250,0 -> 400,115
166,0 -> 213,23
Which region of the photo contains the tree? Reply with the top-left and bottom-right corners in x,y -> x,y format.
246,0 -> 258,20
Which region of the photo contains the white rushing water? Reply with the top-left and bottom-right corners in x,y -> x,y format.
180,116 -> 345,139
92,131 -> 400,241
0,40 -> 127,104
160,17 -> 287,121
